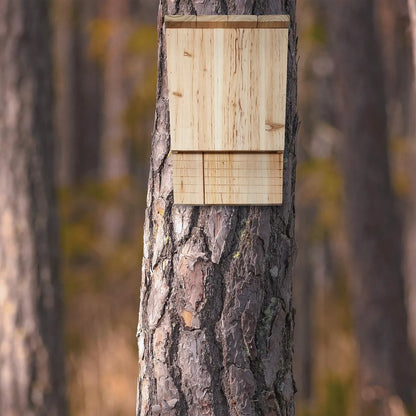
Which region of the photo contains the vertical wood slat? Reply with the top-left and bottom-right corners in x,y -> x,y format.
172,153 -> 204,204
166,25 -> 288,152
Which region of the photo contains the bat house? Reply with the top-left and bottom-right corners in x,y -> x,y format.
165,15 -> 289,205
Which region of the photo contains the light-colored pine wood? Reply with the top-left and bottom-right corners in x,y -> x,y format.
172,152 -> 283,205
164,15 -> 290,28
172,153 -> 204,204
166,28 -> 199,145
203,153 -> 283,205
167,16 -> 288,205
166,25 -> 288,152
165,15 -> 197,28
257,15 -> 290,28
196,15 -> 228,28
226,15 -> 258,28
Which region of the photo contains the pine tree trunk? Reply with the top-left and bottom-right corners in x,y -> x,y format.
137,1 -> 298,415
0,1 -> 67,415
325,0 -> 415,412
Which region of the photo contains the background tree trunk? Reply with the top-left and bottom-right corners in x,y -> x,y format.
409,0 -> 416,72
0,1 -> 67,415
405,0 -> 416,353
54,0 -> 75,187
136,1 -> 298,415
100,0 -> 130,241
325,0 -> 415,413
55,0 -> 103,185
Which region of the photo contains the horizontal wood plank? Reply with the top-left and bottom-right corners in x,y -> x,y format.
165,15 -> 290,28
226,15 -> 258,28
165,15 -> 197,28
257,15 -> 290,28
196,15 -> 228,28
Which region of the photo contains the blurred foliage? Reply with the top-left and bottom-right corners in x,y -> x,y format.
295,2 -> 358,415
55,4 -> 157,413
298,157 -> 343,242
299,377 -> 354,416
88,18 -> 115,66
127,25 -> 157,55
59,178 -> 143,342
304,20 -> 327,46
123,28 -> 157,166
390,136 -> 412,198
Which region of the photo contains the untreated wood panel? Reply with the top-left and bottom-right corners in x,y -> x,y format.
166,28 -> 196,145
165,15 -> 197,28
172,153 -> 204,204
226,15 -> 258,28
196,15 -> 228,28
203,153 -> 283,205
257,15 -> 290,28
166,25 -> 288,152
263,28 -> 288,148
164,15 -> 290,29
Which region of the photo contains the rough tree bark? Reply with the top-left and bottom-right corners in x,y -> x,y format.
136,1 -> 298,415
0,1 -> 67,415
325,0 -> 415,413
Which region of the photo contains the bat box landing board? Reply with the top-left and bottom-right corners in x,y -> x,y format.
165,15 -> 290,205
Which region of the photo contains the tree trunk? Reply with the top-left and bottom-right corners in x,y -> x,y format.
100,0 -> 131,241
325,0 -> 415,413
0,1 -> 67,415
71,0 -> 103,184
136,1 -> 298,415
293,234 -> 313,403
54,0 -> 75,187
409,0 -> 416,72
405,0 -> 416,353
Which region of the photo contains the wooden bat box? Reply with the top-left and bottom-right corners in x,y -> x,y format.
165,15 -> 289,205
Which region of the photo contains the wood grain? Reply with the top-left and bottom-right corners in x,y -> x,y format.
204,153 -> 283,205
172,152 -> 204,204
173,152 -> 283,205
226,15 -> 258,28
165,15 -> 290,28
166,25 -> 288,152
165,15 -> 197,28
257,15 -> 290,28
196,15 -> 228,28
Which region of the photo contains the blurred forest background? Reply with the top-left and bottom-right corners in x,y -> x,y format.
52,0 -> 158,414
2,0 -> 416,415
49,0 -> 416,414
